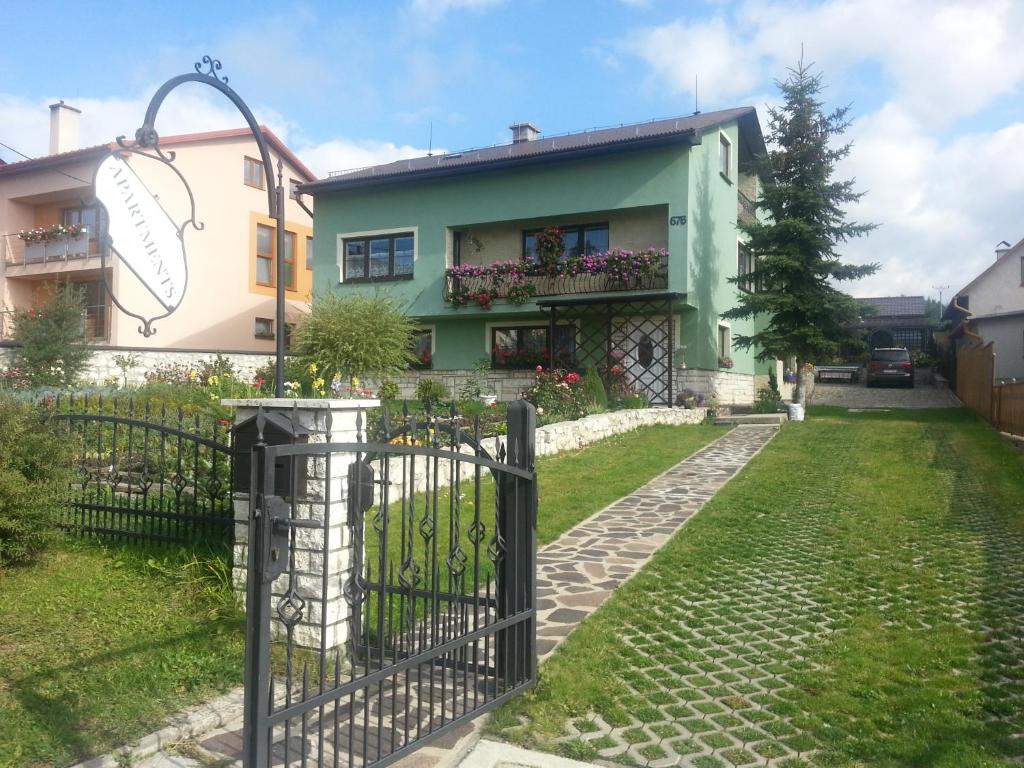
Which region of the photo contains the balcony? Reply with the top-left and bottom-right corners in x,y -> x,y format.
738,190 -> 757,227
2,232 -> 96,268
443,250 -> 669,306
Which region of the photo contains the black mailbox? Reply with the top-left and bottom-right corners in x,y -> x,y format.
233,411 -> 311,498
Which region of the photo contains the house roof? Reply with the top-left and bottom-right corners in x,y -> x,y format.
856,296 -> 927,317
302,107 -> 762,194
950,237 -> 1024,302
0,126 -> 315,182
0,144 -> 113,178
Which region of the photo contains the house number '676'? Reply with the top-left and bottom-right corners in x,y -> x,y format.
670,215 -> 687,226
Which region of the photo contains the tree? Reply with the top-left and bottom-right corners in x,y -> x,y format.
723,58 -> 878,405
11,284 -> 93,388
294,292 -> 415,387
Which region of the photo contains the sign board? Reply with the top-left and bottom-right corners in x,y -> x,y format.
94,153 -> 187,311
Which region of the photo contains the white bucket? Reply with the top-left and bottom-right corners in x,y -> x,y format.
787,403 -> 805,422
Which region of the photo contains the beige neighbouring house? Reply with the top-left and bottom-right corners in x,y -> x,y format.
0,101 -> 315,374
945,238 -> 1024,383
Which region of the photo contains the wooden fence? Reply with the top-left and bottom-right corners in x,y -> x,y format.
956,341 -> 1024,437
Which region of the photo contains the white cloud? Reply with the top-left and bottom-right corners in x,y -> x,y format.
840,105 -> 1024,296
0,89 -> 430,183
0,89 -> 291,162
407,0 -> 506,21
621,0 -> 1024,298
296,138 -> 437,178
622,17 -> 763,102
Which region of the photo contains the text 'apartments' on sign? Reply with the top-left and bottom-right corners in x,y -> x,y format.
94,154 -> 187,311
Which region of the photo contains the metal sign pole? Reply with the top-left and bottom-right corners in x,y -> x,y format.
109,56 -> 288,394
275,166 -> 286,397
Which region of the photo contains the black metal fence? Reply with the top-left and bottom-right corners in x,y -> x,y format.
52,395 -> 234,547
243,400 -> 538,767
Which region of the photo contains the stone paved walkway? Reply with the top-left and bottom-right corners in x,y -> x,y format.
131,425 -> 779,768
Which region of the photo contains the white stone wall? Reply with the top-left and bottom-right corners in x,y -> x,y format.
365,369 -> 535,402
0,345 -> 274,386
675,368 -> 756,405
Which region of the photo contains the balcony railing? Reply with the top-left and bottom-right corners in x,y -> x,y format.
2,232 -> 97,267
738,191 -> 757,226
0,304 -> 111,343
443,252 -> 669,304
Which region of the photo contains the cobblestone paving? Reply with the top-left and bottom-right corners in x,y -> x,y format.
495,417 -> 1024,768
534,427 -> 779,663
810,381 -> 961,409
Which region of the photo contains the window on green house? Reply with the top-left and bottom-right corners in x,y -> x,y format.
411,328 -> 433,368
491,324 -> 575,369
719,134 -> 732,179
523,224 -> 609,260
343,233 -> 414,282
738,243 -> 757,293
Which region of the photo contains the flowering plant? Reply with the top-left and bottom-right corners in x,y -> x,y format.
444,248 -> 667,309
719,357 -> 734,369
533,226 -> 565,275
475,292 -> 493,310
523,366 -> 588,422
18,223 -> 87,243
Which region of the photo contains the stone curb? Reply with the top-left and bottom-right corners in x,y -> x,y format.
70,688 -> 243,768
456,739 -> 597,768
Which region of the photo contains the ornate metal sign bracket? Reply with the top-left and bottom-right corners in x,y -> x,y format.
100,55 -> 289,395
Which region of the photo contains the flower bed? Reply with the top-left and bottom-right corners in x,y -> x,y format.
444,227 -> 668,307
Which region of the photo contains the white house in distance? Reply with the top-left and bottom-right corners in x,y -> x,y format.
945,238 -> 1024,382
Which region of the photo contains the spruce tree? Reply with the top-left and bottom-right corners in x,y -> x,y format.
723,58 -> 877,405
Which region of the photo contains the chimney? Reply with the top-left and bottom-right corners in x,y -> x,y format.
995,240 -> 1011,261
509,122 -> 540,144
49,101 -> 81,155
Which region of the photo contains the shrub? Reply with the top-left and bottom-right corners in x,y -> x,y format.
377,380 -> 401,401
582,368 -> 608,410
0,399 -> 72,566
416,379 -> 451,410
523,367 -> 588,422
294,293 -> 414,386
753,387 -> 783,413
459,358 -> 495,401
10,285 -> 93,387
619,392 -> 650,410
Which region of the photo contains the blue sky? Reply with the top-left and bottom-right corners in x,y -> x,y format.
2,0 -> 1023,298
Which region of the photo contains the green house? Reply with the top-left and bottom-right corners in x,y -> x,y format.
303,107 -> 773,405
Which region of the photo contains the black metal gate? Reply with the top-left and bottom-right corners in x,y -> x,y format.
242,400 -> 538,767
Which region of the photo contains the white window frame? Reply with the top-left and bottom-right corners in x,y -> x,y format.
336,226 -> 419,283
718,322 -> 732,359
719,132 -> 733,181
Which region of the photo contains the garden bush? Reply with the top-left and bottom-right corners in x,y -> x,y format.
377,380 -> 401,401
523,367 -> 588,423
9,285 -> 93,388
0,399 -> 73,566
294,293 -> 414,387
415,379 -> 451,410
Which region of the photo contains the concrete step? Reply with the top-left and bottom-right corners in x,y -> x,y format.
715,413 -> 788,426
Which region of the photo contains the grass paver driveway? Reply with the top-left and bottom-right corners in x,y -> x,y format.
490,407 -> 1024,767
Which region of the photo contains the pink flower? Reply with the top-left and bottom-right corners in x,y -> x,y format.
535,365 -> 543,373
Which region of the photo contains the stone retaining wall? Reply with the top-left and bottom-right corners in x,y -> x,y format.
0,345 -> 274,386
675,368 -> 756,405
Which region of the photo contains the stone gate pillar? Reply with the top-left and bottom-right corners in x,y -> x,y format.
223,397 -> 379,649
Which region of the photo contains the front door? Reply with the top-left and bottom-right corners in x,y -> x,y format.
612,315 -> 672,406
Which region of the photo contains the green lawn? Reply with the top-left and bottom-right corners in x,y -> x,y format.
490,407 -> 1024,767
0,422 -> 725,768
0,543 -> 244,768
